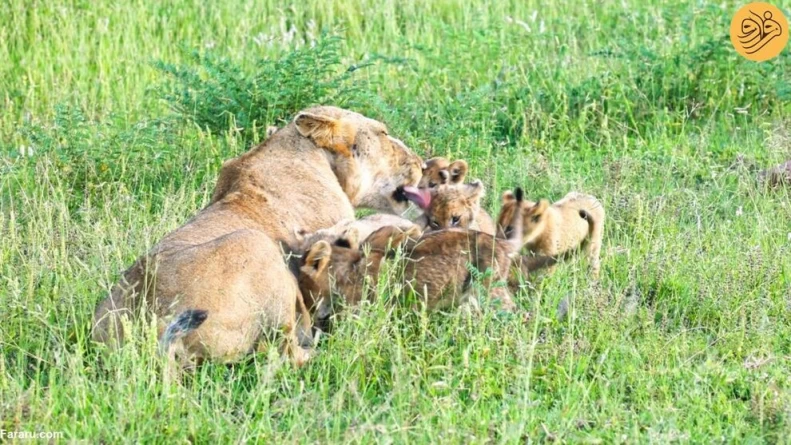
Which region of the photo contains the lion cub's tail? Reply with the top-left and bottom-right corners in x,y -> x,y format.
506,187 -> 525,256
578,204 -> 602,242
159,309 -> 208,356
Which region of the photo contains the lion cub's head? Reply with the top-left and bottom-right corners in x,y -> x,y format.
423,181 -> 485,231
294,107 -> 427,214
298,225 -> 420,329
418,157 -> 468,189
496,190 -> 542,242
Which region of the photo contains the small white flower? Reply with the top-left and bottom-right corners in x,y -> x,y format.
253,32 -> 267,47
19,145 -> 34,157
204,40 -> 215,49
736,206 -> 743,217
97,17 -> 109,34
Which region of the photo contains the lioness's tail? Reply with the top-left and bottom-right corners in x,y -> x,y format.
506,187 -> 525,256
159,309 -> 208,356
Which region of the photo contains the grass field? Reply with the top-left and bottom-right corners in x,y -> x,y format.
2,0 -> 791,442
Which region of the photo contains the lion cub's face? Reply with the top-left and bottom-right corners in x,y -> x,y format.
419,157 -> 468,189
298,226 -> 420,325
424,181 -> 485,231
496,190 -> 541,242
294,107 -> 426,215
298,231 -> 367,328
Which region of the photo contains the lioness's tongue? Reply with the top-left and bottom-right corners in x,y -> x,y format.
402,186 -> 431,210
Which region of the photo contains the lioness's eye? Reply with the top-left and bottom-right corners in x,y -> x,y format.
451,216 -> 460,226
428,181 -> 437,188
352,143 -> 358,152
531,215 -> 540,223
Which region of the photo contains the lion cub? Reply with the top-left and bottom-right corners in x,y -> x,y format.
418,180 -> 496,235
296,213 -> 421,251
497,190 -> 605,278
419,157 -> 469,189
299,188 -> 528,314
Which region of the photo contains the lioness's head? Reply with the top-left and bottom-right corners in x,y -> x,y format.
294,106 -> 428,214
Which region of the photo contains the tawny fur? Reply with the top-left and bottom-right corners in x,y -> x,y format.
299,189 -> 527,315
92,106 -> 424,372
497,190 -> 605,278
418,180 -> 495,235
418,157 -> 468,189
295,213 -> 420,252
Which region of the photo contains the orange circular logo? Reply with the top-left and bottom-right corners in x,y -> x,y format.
731,3 -> 789,61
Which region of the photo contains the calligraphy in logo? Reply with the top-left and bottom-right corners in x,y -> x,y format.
730,3 -> 789,61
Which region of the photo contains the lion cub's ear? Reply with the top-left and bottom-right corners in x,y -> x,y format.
465,180 -> 485,200
295,112 -> 354,157
423,157 -> 448,171
362,225 -> 416,251
303,241 -> 332,276
389,225 -> 422,247
334,228 -> 360,251
527,199 -> 550,217
448,160 -> 468,184
501,190 -> 516,204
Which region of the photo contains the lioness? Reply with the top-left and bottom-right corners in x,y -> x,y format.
93,106 -> 424,370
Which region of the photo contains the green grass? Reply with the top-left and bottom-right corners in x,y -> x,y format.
2,0 -> 791,442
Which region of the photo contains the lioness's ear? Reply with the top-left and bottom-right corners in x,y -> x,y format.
501,190 -> 515,204
295,112 -> 335,136
449,160 -> 468,184
304,241 -> 332,275
295,112 -> 353,157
